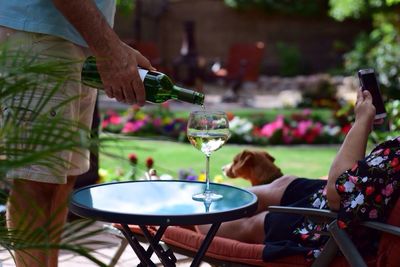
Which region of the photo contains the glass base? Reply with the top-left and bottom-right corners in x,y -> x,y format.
192,191 -> 223,202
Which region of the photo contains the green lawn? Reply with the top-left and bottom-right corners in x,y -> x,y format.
100,136 -> 339,188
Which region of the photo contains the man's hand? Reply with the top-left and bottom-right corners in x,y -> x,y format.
52,0 -> 154,106
96,42 -> 154,105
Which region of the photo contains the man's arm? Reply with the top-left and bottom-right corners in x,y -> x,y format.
327,89 -> 375,210
52,0 -> 154,106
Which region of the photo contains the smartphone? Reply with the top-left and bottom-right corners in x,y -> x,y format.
357,68 -> 387,120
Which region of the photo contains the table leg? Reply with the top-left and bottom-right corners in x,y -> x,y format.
120,224 -> 156,267
190,222 -> 221,267
142,225 -> 167,259
139,225 -> 176,267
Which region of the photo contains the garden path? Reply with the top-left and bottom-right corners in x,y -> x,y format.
0,221 -> 210,267
98,77 -> 356,111
98,81 -> 303,111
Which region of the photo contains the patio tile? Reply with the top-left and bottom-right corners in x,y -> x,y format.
0,221 -> 211,267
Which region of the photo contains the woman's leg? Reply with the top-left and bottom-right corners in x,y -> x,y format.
197,175 -> 297,243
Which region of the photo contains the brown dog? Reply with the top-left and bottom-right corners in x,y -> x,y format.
222,149 -> 283,186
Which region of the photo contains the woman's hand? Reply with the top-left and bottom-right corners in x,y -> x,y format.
327,88 -> 375,211
354,89 -> 376,130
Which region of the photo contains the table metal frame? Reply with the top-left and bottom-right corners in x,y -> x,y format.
70,180 -> 258,267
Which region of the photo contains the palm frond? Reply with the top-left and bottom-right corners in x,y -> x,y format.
0,45 -> 108,265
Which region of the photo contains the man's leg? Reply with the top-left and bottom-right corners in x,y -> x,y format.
7,176 -> 77,267
47,176 -> 77,267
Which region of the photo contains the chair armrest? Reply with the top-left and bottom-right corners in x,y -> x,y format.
268,206 -> 337,219
361,221 -> 400,237
328,220 -> 367,267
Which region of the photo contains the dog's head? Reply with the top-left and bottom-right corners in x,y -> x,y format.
222,150 -> 283,186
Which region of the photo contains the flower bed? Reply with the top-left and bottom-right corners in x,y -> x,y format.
101,103 -> 351,145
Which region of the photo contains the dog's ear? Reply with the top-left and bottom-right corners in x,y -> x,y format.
264,151 -> 275,162
229,150 -> 254,177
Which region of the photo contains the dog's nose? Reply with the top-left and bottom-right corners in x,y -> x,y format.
221,163 -> 232,176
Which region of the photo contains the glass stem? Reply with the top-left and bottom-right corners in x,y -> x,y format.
205,154 -> 210,192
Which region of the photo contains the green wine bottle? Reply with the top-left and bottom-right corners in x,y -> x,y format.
81,56 -> 205,105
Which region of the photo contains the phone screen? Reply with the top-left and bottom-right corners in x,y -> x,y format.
357,69 -> 387,119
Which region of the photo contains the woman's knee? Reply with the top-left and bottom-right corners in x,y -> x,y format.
251,175 -> 297,210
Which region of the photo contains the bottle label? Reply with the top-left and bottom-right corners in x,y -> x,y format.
138,68 -> 148,81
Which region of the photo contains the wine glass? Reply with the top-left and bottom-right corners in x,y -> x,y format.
187,110 -> 230,202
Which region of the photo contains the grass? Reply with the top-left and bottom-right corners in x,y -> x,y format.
100,136 -> 339,188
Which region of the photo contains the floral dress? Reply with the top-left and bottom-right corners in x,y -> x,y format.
264,137 -> 400,261
335,137 -> 400,229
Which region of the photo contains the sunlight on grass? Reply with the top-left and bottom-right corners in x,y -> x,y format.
100,137 -> 339,188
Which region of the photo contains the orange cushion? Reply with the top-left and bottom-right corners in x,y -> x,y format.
112,224 -> 376,266
162,226 -> 311,267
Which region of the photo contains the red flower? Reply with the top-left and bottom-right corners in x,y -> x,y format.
128,153 -> 138,165
146,157 -> 154,169
365,186 -> 375,196
300,234 -> 309,240
337,184 -> 345,193
384,148 -> 391,156
132,104 -> 141,111
375,194 -> 382,203
226,112 -> 235,121
337,220 -> 347,229
341,124 -> 352,135
390,157 -> 399,168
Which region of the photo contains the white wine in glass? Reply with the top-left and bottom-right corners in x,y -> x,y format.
187,110 -> 230,202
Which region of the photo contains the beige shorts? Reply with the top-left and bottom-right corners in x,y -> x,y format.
0,26 -> 97,184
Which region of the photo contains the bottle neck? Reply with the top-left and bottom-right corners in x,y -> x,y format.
172,85 -> 204,105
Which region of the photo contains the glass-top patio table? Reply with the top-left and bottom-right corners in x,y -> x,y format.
69,180 -> 258,267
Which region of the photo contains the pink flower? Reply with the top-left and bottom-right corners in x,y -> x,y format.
349,175 -> 358,184
302,109 -> 312,116
297,120 -> 312,136
161,102 -> 170,109
122,120 -> 146,133
369,209 -> 378,219
282,125 -> 293,144
152,118 -> 162,127
382,184 -> 394,197
260,115 -> 284,137
109,115 -> 121,125
102,120 -> 109,128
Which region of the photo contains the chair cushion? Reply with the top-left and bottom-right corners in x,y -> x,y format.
377,198 -> 400,266
112,224 -> 375,266
163,226 -> 312,267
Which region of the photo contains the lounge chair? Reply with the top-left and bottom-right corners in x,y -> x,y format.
210,42 -> 265,104
107,196 -> 400,266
